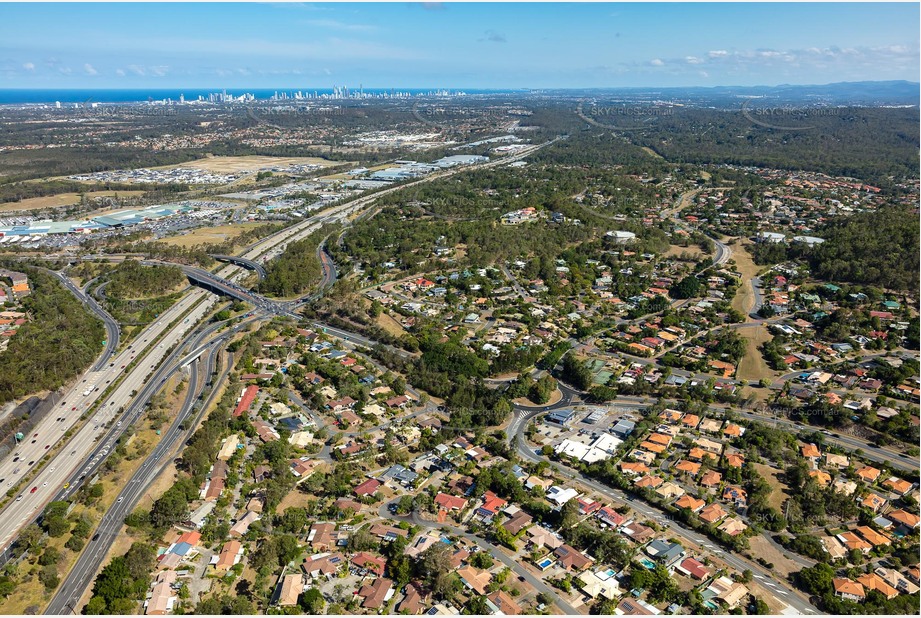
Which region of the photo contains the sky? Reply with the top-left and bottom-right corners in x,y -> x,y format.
0,2 -> 918,90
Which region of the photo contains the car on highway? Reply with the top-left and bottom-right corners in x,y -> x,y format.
28,460 -> 34,465
42,482 -> 48,487
30,487 -> 37,494
15,495 -> 22,502
117,497 -> 123,503
44,445 -> 50,450
63,482 -> 69,489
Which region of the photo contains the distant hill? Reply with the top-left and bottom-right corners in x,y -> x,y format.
550,80 -> 920,108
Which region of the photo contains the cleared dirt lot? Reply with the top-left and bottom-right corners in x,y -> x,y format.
0,190 -> 145,213
159,222 -> 266,248
165,155 -> 342,174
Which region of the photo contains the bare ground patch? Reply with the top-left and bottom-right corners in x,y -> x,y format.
159,223 -> 266,248
753,462 -> 790,512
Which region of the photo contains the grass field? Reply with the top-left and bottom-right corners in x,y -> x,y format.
753,462 -> 791,512
158,222 -> 265,248
0,190 -> 145,213
663,243 -> 704,260
737,325 -> 777,383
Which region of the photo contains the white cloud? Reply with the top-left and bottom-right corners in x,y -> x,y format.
708,50 -> 729,58
84,63 -> 98,75
115,68 -> 126,77
479,30 -> 507,43
685,56 -> 702,65
127,64 -> 145,76
650,58 -> 664,66
150,65 -> 169,77
22,62 -> 35,71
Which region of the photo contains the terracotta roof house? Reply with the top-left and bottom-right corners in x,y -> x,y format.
622,522 -> 656,544
699,503 -> 728,524
214,540 -> 243,572
801,443 -> 821,459
635,475 -> 664,490
886,509 -> 920,529
833,578 -> 865,602
486,590 -> 522,615
700,471 -> 722,488
856,466 -> 881,483
676,557 -> 711,580
725,453 -> 745,468
457,565 -> 492,595
434,493 -> 468,511
861,493 -> 887,513
351,551 -> 386,576
354,478 -> 382,497
674,460 -> 701,476
856,573 -> 899,600
856,526 -> 892,547
882,477 -> 913,495
675,495 -> 706,513
809,470 -> 832,487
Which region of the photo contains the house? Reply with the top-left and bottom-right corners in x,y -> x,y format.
577,569 -> 620,600
801,443 -> 821,460
369,523 -> 410,542
503,510 -> 533,535
405,533 -> 441,559
861,493 -> 887,513
825,453 -> 850,469
434,493 -> 467,511
833,578 -> 865,602
145,577 -> 177,615
301,552 -> 345,579
232,385 -> 259,418
645,539 -> 684,567
397,583 -> 427,615
882,477 -> 913,496
352,552 -> 386,576
717,518 -> 748,536
622,522 -> 656,544
213,540 -> 243,572
837,531 -> 872,553
674,460 -> 701,476
547,486 -> 580,507
615,598 -> 661,615
856,573 -> 899,600
486,590 -> 523,615
856,466 -> 882,483
675,495 -> 705,513
554,544 -> 593,571
274,573 -> 303,607
457,565 -> 492,595
699,503 -> 728,524
307,523 -> 338,551
229,511 -> 260,537
357,577 -> 394,609
527,526 -> 563,550
675,557 -> 711,580
722,485 -> 747,507
334,497 -> 363,514
856,526 -> 892,547
354,478 -> 382,497
476,491 -> 507,520
597,506 -> 626,528
886,509 -> 920,529
700,471 -> 722,488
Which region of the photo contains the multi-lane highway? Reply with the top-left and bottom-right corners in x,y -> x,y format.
0,289 -> 219,553
47,321 -> 246,615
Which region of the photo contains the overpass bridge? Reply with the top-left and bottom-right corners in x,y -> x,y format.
210,254 -> 267,280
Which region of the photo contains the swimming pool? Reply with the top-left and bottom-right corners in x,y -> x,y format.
537,557 -> 554,570
637,557 -> 656,570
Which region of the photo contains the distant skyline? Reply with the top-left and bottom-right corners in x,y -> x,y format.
1,3 -> 918,89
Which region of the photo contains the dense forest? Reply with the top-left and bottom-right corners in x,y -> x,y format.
258,227 -> 330,298
0,268 -> 104,404
105,261 -> 185,299
752,206 -> 919,294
